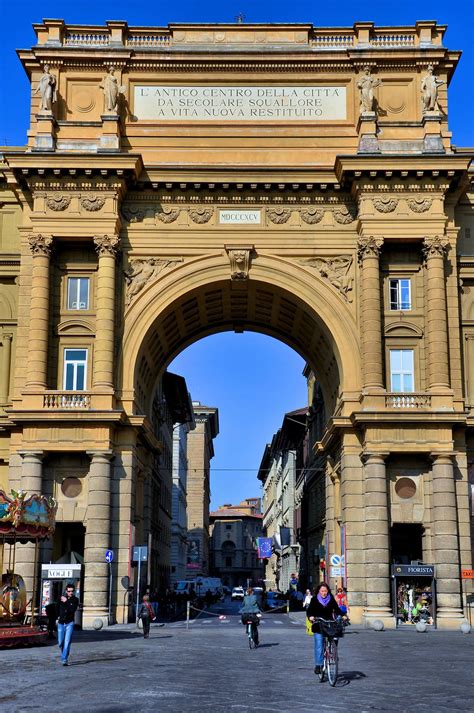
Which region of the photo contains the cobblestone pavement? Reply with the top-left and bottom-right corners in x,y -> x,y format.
1,612 -> 473,712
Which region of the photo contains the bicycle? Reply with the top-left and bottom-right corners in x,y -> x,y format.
313,617 -> 346,687
241,613 -> 261,649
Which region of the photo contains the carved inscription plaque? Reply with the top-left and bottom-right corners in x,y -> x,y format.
134,86 -> 347,121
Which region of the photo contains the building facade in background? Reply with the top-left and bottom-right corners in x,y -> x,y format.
210,499 -> 264,588
185,403 -> 219,579
0,20 -> 472,628
170,402 -> 195,585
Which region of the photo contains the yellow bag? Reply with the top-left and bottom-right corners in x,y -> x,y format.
306,617 -> 313,636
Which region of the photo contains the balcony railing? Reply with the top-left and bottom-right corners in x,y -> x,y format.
43,392 -> 91,409
385,393 -> 431,409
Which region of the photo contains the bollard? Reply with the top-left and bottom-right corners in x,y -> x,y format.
186,600 -> 190,630
286,600 -> 290,615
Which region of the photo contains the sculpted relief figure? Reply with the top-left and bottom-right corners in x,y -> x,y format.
357,66 -> 382,114
34,65 -> 57,113
99,67 -> 125,113
421,65 -> 445,113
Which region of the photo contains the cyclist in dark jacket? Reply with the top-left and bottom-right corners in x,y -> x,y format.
307,582 -> 344,674
240,587 -> 262,645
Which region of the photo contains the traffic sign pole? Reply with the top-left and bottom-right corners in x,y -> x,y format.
108,562 -> 112,624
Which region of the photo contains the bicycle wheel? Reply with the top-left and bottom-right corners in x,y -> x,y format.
248,624 -> 256,649
327,639 -> 338,687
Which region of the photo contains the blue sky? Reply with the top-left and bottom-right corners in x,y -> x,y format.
1,2 -> 472,508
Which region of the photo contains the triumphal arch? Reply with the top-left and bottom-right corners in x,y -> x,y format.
0,19 -> 473,627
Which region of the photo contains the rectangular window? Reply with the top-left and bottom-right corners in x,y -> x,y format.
225,524 -> 232,530
63,349 -> 87,390
225,557 -> 232,567
390,350 -> 414,392
389,278 -> 411,311
67,277 -> 90,310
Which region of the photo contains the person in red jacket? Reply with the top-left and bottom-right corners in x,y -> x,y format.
306,582 -> 344,674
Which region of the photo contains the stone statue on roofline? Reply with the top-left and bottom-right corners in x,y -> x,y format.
357,65 -> 382,114
421,64 -> 445,114
99,66 -> 126,113
34,64 -> 57,113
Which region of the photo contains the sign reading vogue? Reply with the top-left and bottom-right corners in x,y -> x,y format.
134,86 -> 347,121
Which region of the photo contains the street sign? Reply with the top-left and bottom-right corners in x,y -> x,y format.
330,566 -> 345,577
461,569 -> 474,579
392,564 -> 435,577
330,554 -> 342,567
105,549 -> 114,563
132,545 -> 148,563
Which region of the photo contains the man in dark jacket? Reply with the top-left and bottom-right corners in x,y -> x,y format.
57,583 -> 79,666
306,582 -> 344,674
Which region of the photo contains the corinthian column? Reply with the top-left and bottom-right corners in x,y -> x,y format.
357,237 -> 384,392
431,454 -> 463,624
83,451 -> 113,627
25,234 -> 53,388
423,236 -> 450,391
93,235 -> 119,390
363,452 -> 393,624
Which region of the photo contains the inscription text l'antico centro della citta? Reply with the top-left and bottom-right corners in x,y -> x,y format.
134,86 -> 347,121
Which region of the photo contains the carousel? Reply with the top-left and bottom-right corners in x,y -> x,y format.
0,489 -> 57,648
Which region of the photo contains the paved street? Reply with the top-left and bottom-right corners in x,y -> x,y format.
1,601 -> 473,712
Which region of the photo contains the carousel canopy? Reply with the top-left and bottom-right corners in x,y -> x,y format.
0,490 -> 57,543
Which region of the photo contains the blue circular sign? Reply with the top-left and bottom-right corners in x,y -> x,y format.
105,549 -> 114,563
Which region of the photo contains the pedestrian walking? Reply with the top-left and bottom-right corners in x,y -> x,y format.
57,583 -> 79,666
335,586 -> 350,616
306,582 -> 344,675
303,588 -> 312,609
137,594 -> 156,638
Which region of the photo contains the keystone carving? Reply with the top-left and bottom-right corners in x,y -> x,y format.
333,206 -> 356,224
156,207 -> 180,224
189,207 -> 214,224
301,256 -> 353,302
422,235 -> 449,259
121,205 -> 146,223
267,208 -> 291,224
46,195 -> 71,211
407,197 -> 432,213
81,196 -> 105,212
373,197 -> 398,213
93,234 -> 119,257
125,258 -> 184,304
300,208 -> 324,225
27,234 -> 53,257
225,246 -> 254,281
357,236 -> 384,261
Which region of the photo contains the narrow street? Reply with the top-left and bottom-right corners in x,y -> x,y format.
1,601 -> 473,712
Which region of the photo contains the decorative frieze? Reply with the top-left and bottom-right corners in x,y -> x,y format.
407,197 -> 432,213
93,234 -> 119,257
124,257 -> 184,304
156,207 -> 180,223
46,195 -> 71,211
121,205 -> 146,223
300,256 -> 354,302
189,207 -> 214,224
373,197 -> 398,213
81,196 -> 106,212
267,208 -> 292,224
333,206 -> 356,224
27,234 -> 53,256
299,208 -> 324,224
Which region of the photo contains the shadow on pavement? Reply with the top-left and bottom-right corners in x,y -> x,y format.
337,670 -> 367,685
256,643 -> 280,648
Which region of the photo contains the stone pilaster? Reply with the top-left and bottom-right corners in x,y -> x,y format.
83,451 -> 113,627
25,235 -> 53,389
0,332 -> 13,403
14,452 -> 44,597
340,449 -> 365,622
423,236 -> 450,391
357,237 -> 384,392
92,235 -> 119,390
363,452 -> 394,626
431,453 -> 463,625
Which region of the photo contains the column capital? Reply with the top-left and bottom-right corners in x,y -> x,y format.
422,235 -> 449,260
357,236 -> 383,262
86,450 -> 114,462
430,452 -> 455,465
1,332 -> 13,342
362,451 -> 389,465
94,234 -> 120,257
17,450 -> 45,462
27,233 -> 53,257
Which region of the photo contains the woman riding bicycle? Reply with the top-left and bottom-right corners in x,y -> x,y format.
240,586 -> 262,646
306,582 -> 344,674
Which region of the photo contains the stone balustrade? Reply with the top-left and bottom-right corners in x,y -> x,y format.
385,393 -> 432,409
43,391 -> 91,409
